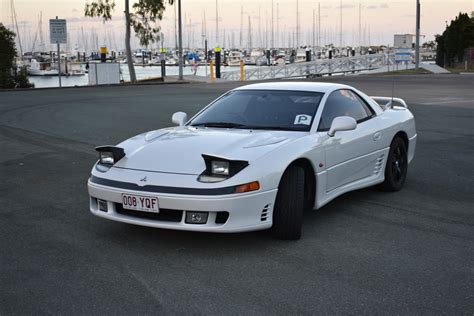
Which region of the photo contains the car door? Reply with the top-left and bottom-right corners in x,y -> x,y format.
318,89 -> 383,192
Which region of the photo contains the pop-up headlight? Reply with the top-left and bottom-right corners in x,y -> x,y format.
99,151 -> 115,165
96,146 -> 125,166
199,154 -> 248,182
211,160 -> 230,176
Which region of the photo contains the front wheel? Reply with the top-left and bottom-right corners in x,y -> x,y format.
272,166 -> 305,240
381,137 -> 408,192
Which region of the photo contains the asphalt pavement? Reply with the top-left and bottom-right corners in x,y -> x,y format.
0,74 -> 473,314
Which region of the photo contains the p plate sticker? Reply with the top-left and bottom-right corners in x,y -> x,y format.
294,114 -> 312,125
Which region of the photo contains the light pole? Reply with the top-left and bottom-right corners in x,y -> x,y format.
415,0 -> 420,69
178,0 -> 183,80
216,0 -> 219,46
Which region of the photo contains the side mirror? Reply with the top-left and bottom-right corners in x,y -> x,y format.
172,112 -> 188,126
327,116 -> 357,137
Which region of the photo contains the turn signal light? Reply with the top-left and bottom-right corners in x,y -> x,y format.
234,181 -> 260,193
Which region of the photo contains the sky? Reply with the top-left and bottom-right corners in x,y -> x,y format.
1,0 -> 473,52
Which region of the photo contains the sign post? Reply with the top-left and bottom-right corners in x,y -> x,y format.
49,17 -> 67,87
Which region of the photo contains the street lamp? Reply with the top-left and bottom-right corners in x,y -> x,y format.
415,0 -> 420,69
178,0 -> 183,80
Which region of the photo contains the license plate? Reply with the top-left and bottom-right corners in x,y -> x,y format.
121,194 -> 159,213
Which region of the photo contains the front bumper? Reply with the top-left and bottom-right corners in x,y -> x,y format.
88,179 -> 277,233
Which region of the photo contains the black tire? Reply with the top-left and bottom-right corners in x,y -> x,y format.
381,137 -> 408,192
272,165 -> 305,240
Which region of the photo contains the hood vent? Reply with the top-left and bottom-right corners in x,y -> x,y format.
261,204 -> 270,222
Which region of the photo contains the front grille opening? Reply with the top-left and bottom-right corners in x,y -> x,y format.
215,211 -> 229,224
116,204 -> 183,222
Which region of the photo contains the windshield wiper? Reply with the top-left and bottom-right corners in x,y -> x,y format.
191,122 -> 246,128
241,125 -> 301,131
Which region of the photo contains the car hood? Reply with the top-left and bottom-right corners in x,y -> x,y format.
113,127 -> 304,175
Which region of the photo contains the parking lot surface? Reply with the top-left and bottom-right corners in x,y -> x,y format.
1,75 -> 473,314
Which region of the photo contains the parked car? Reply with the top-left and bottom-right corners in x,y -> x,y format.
88,82 -> 417,240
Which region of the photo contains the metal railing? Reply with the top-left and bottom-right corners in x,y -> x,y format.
222,54 -> 395,81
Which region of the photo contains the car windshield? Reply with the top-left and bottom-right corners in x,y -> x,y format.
189,90 -> 324,132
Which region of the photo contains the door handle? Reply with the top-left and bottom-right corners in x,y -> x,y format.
373,131 -> 382,141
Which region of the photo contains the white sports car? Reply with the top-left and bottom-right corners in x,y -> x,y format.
88,82 -> 416,240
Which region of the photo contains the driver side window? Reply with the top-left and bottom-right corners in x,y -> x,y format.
318,89 -> 374,131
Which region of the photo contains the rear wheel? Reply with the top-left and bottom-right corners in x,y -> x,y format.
272,166 -> 305,240
381,137 -> 408,192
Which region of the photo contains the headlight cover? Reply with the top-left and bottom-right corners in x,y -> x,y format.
96,146 -> 125,167
199,154 -> 248,182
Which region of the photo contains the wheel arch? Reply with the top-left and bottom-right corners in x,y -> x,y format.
393,130 -> 409,150
285,158 -> 316,210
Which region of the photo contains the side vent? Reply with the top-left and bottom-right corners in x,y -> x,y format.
261,204 -> 270,222
373,154 -> 385,175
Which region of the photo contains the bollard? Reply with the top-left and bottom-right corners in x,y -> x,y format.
240,60 -> 245,81
209,60 -> 215,82
100,46 -> 107,63
215,47 -> 221,79
161,59 -> 166,78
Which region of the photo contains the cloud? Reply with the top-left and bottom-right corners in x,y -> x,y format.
17,21 -> 33,26
366,3 -> 390,10
208,17 -> 223,22
337,4 -> 356,9
66,15 -> 126,23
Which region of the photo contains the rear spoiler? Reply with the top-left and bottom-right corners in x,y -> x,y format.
370,96 -> 408,110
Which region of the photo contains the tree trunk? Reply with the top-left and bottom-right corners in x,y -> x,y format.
125,0 -> 136,83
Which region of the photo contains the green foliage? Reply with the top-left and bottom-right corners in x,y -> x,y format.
15,66 -> 34,88
422,41 -> 436,50
436,13 -> 474,67
85,0 -> 174,46
85,0 -> 116,20
0,23 -> 17,88
0,23 -> 33,89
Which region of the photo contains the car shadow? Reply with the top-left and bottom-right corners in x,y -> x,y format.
97,186 -> 383,255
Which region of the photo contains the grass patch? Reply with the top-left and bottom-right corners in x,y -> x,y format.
374,68 -> 433,76
447,67 -> 474,73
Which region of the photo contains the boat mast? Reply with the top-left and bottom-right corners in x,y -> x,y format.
339,0 -> 343,53
312,9 -> 315,52
276,3 -> 279,49
258,6 -> 261,49
10,0 -> 23,57
248,15 -> 252,51
318,2 -> 321,49
174,1 -> 178,50
296,0 -> 299,48
271,0 -> 274,49
240,6 -> 243,49
215,0 -> 218,46
358,3 -> 361,53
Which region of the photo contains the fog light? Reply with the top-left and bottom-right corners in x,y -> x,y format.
98,199 -> 108,212
185,211 -> 208,224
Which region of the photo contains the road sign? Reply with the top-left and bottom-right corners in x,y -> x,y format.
395,48 -> 412,63
49,19 -> 67,44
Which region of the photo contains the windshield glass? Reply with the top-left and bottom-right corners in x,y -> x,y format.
189,90 -> 324,131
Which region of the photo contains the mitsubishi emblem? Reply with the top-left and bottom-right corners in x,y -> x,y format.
140,176 -> 147,182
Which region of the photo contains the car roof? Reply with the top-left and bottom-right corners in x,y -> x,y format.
234,82 -> 353,94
